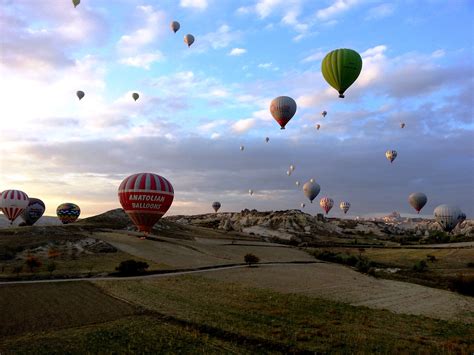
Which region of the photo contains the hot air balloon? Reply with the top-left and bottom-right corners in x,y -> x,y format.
320,197 -> 334,215
458,212 -> 466,227
76,90 -> 85,100
240,145 -> 244,151
248,189 -> 254,196
385,150 -> 397,163
212,201 -> 221,213
118,173 -> 174,234
286,170 -> 291,176
303,181 -> 320,203
340,201 -> 350,214
316,124 -> 321,130
321,111 -> 327,118
401,123 -> 406,128
132,93 -> 139,101
184,34 -> 195,47
289,165 -> 295,172
300,203 -> 305,209
310,178 -> 315,183
0,190 -> 29,224
72,0 -> 80,8
295,181 -> 300,187
171,21 -> 180,33
321,48 -> 362,98
20,198 -> 45,226
434,204 -> 461,233
270,96 -> 297,129
265,137 -> 270,143
408,192 -> 427,214
56,203 -> 81,224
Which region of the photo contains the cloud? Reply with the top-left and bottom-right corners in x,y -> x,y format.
180,0 -> 208,10
258,62 -> 279,71
118,52 -> 164,69
316,0 -> 360,21
365,3 -> 396,20
229,48 -> 247,56
301,50 -> 325,63
232,118 -> 257,133
197,24 -> 242,51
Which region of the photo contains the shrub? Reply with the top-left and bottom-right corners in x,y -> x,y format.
355,257 -> 374,273
449,274 -> 474,296
467,262 -> 474,268
47,262 -> 57,276
244,253 -> 260,266
426,255 -> 437,263
116,260 -> 149,275
25,256 -> 42,273
413,260 -> 427,272
12,265 -> 23,277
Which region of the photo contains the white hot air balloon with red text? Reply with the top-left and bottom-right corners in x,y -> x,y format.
118,173 -> 174,235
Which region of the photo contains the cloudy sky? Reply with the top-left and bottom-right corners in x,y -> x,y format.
0,0 -> 472,218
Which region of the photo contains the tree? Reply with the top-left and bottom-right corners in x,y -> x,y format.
244,253 -> 260,267
47,262 -> 57,276
25,256 -> 42,273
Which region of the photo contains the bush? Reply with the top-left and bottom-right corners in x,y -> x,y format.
413,260 -> 427,272
449,274 -> 474,296
25,256 -> 42,273
116,260 -> 149,275
467,262 -> 474,268
355,258 -> 374,273
244,253 -> 260,266
426,255 -> 437,263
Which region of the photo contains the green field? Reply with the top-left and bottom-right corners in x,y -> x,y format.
0,277 -> 472,353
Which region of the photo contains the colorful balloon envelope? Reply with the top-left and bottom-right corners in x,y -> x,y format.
270,96 -> 297,129
385,150 -> 397,163
57,203 -> 81,224
72,0 -> 80,8
321,111 -> 327,118
316,124 -> 321,130
171,21 -> 180,33
408,192 -> 427,214
340,201 -> 351,214
303,181 -> 320,203
320,197 -> 334,214
212,201 -> 221,213
20,198 -> 46,226
0,190 -> 29,224
118,173 -> 174,234
321,48 -> 362,98
184,34 -> 195,47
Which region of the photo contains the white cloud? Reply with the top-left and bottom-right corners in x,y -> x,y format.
258,62 -> 279,71
432,49 -> 445,58
180,0 -> 208,10
119,52 -> 164,69
316,0 -> 360,20
301,51 -> 325,63
365,3 -> 395,20
232,118 -> 257,133
229,48 -> 247,56
198,25 -> 242,51
255,0 -> 286,18
117,6 -> 166,55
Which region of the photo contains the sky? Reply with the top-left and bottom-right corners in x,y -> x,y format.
0,0 -> 473,219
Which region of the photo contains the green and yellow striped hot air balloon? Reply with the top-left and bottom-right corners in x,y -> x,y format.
321,48 -> 362,98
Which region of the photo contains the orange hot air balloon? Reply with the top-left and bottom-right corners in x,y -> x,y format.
118,173 -> 174,234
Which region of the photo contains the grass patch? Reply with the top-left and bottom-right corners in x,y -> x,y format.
0,282 -> 136,337
95,276 -> 474,353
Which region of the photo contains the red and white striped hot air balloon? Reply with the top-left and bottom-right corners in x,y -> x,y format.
320,197 -> 334,215
118,173 -> 174,235
0,190 -> 29,224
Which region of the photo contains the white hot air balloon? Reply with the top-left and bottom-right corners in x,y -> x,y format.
295,181 -> 300,187
240,145 -> 244,151
286,170 -> 291,176
0,190 -> 29,224
310,178 -> 315,183
289,164 -> 295,172
300,203 -> 305,209
434,204 -> 462,232
248,189 -> 254,196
